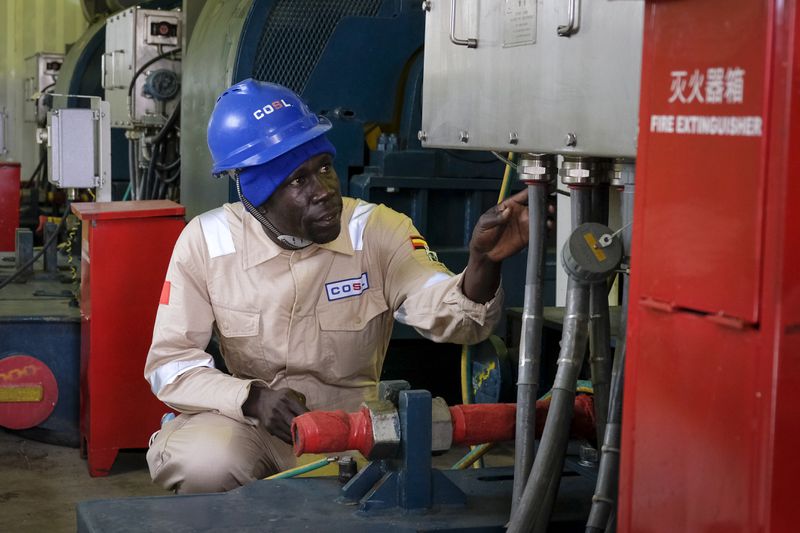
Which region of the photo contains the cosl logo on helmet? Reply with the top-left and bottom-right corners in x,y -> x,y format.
253,99 -> 293,120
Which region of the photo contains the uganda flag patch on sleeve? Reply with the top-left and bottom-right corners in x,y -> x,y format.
410,235 -> 439,262
410,235 -> 428,251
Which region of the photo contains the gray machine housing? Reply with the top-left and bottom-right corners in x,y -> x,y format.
24,52 -> 64,124
420,0 -> 644,157
103,6 -> 182,128
45,102 -> 112,201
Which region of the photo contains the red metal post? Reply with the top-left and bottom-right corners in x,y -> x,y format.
72,200 -> 185,476
620,1 -> 800,531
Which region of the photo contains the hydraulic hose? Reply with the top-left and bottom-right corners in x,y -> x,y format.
586,174 -> 635,533
511,182 -> 548,512
508,186 -> 593,533
589,183 -> 612,445
586,335 -> 625,533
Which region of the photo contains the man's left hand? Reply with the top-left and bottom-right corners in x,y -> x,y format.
470,189 -> 529,262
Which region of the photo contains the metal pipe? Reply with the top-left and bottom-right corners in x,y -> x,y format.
511,154 -> 557,514
586,163 -> 635,533
508,185 -> 593,533
589,183 -> 612,446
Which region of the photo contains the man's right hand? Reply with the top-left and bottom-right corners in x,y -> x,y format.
242,386 -> 309,444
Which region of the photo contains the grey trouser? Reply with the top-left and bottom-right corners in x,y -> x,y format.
146,411 -> 296,493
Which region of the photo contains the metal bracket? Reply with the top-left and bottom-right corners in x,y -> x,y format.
449,0 -> 477,48
337,390 -> 466,512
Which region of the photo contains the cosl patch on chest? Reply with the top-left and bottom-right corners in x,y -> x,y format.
325,272 -> 369,301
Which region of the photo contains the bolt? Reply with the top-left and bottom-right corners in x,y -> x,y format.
421,0 -> 432,11
564,132 -> 577,147
598,234 -> 614,248
417,130 -> 427,142
509,132 -> 519,145
459,130 -> 469,143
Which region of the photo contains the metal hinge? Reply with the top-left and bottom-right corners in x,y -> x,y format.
706,312 -> 748,330
640,297 -> 753,330
639,297 -> 675,313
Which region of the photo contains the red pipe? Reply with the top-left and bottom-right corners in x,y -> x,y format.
291,396 -> 596,457
291,406 -> 373,457
449,403 -> 517,446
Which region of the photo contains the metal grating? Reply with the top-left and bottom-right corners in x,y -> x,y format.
252,0 -> 382,93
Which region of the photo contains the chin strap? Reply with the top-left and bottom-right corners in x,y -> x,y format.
233,173 -> 312,250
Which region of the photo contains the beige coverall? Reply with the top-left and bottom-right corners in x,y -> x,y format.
144,197 -> 503,492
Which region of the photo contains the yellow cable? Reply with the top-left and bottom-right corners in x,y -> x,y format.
497,152 -> 515,205
459,152 -> 515,468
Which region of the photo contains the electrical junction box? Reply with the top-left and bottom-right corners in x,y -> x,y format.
46,104 -> 111,200
420,0 -> 643,157
24,52 -> 63,124
103,7 -> 182,128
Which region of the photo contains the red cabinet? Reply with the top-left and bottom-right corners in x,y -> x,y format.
621,1 -> 800,531
0,162 -> 21,252
72,201 -> 184,476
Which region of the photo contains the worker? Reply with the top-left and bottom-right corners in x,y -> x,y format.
144,79 -> 530,493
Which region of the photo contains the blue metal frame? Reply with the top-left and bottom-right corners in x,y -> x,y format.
339,390 -> 466,512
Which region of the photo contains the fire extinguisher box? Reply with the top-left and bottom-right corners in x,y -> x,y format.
71,200 -> 185,476
0,162 -> 21,252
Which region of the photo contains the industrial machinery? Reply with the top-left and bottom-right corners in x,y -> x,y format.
0,0 -> 180,451
23,52 -> 64,126
103,5 -> 183,201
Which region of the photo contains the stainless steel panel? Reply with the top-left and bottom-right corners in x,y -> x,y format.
48,108 -> 98,189
103,6 -> 182,128
180,0 -> 252,219
421,0 -> 644,157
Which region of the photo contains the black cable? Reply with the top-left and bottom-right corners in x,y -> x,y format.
152,99 -> 181,145
0,204 -> 69,291
24,156 -> 46,188
145,141 -> 163,199
127,48 -> 181,99
442,149 -> 499,164
165,168 -> 180,184
555,189 -> 571,197
156,156 -> 181,172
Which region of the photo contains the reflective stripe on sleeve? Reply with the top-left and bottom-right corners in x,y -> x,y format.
393,272 -> 453,325
199,208 -> 235,258
422,272 -> 452,288
393,303 -> 410,325
147,356 -> 216,395
348,201 -> 377,251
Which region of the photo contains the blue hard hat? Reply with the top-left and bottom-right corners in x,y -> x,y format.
207,79 -> 332,174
